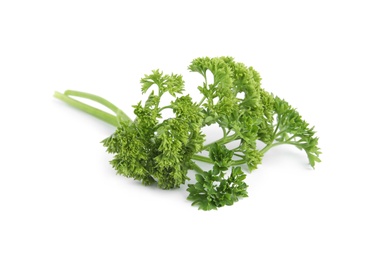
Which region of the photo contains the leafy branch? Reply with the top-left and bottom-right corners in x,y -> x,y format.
54,56 -> 321,210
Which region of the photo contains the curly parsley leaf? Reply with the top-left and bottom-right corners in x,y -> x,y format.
187,144 -> 249,210
187,163 -> 248,210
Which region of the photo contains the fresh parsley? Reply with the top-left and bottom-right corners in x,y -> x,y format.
54,57 -> 321,210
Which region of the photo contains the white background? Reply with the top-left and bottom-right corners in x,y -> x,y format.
1,0 -> 379,259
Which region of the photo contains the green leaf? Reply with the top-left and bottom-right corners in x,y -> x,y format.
187,165 -> 249,210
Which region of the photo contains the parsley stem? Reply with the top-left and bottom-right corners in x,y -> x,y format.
158,105 -> 172,112
197,96 -> 206,106
231,159 -> 246,166
191,154 -> 213,164
54,91 -> 120,127
272,119 -> 281,137
64,90 -> 132,123
190,161 -> 205,174
233,153 -> 245,158
260,140 -> 302,154
202,133 -> 238,150
260,143 -> 273,154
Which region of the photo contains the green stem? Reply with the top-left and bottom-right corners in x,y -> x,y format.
272,118 -> 282,137
159,105 -> 172,112
197,96 -> 206,106
64,90 -> 132,123
191,154 -> 213,164
190,161 -> 205,174
260,140 -> 304,154
231,159 -> 246,166
192,154 -> 247,167
260,143 -> 273,154
54,91 -> 119,127
202,133 -> 238,151
233,153 -> 245,158
260,124 -> 292,154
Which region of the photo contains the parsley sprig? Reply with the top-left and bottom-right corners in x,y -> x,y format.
54,57 -> 321,210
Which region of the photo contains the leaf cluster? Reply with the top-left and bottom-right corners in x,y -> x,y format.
103,57 -> 321,207
188,57 -> 276,171
270,97 -> 321,167
103,70 -> 205,189
187,144 -> 248,210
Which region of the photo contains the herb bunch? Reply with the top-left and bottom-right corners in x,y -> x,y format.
54,57 -> 321,210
